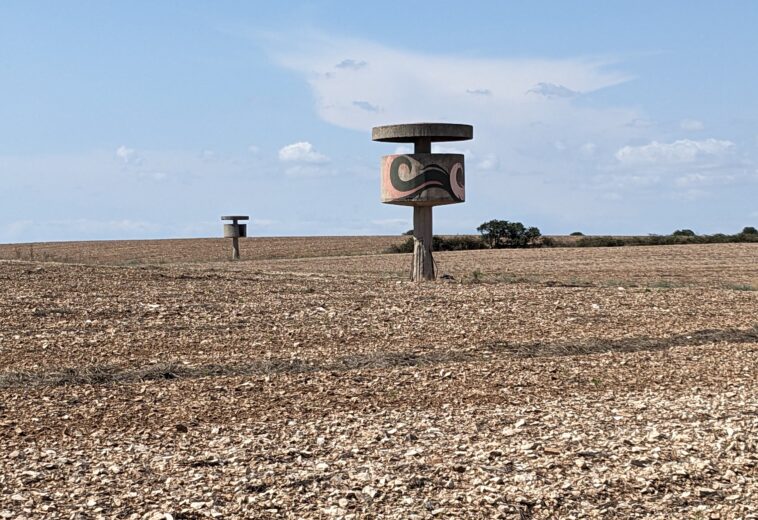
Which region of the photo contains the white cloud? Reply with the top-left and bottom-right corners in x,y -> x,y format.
596,138 -> 755,202
680,119 -> 705,131
115,145 -> 139,164
248,145 -> 260,154
615,138 -> 735,164
269,33 -> 653,211
253,141 -> 335,177
278,141 -> 329,163
674,173 -> 710,187
273,35 -> 634,136
264,33 -> 758,231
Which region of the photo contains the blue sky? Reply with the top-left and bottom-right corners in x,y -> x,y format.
1,1 -> 757,242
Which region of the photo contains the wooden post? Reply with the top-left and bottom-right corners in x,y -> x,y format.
412,206 -> 434,281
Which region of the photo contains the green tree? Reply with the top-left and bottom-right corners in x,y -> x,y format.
523,226 -> 542,247
477,220 -> 542,248
672,229 -> 696,237
477,220 -> 508,248
741,226 -> 758,235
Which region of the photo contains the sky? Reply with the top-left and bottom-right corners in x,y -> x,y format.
1,1 -> 757,243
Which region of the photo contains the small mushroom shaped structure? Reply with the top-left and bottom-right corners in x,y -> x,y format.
221,215 -> 249,260
372,123 -> 473,281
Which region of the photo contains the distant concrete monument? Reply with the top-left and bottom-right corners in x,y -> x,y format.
372,123 -> 473,281
221,215 -> 248,260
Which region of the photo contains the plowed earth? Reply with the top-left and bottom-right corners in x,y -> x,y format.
0,240 -> 756,519
0,237 -> 405,265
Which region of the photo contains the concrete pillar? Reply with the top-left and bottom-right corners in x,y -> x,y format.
414,137 -> 431,154
412,206 -> 434,281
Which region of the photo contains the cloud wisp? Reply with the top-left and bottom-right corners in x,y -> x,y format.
268,32 -> 651,189
335,58 -> 367,70
615,138 -> 735,165
115,145 -> 140,165
527,82 -> 580,99
352,100 -> 380,112
273,35 -> 634,138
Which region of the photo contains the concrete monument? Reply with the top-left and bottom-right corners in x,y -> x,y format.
372,123 -> 473,281
221,215 -> 248,260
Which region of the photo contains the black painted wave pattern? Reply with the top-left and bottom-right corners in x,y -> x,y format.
389,155 -> 463,202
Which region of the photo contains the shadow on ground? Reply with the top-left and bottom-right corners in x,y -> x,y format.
2,326 -> 756,389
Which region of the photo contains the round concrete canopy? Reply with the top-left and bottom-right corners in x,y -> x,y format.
372,123 -> 473,143
221,215 -> 249,221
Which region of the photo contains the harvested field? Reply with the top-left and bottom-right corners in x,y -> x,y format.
0,239 -> 756,518
0,236 -> 406,265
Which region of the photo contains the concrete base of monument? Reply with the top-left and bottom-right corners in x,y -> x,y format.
412,206 -> 435,281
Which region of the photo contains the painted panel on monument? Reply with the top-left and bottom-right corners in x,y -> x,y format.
380,153 -> 465,206
223,223 -> 247,238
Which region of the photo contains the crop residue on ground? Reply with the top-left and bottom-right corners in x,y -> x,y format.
0,239 -> 756,518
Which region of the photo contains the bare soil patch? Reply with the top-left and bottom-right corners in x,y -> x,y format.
0,240 -> 756,518
0,236 -> 405,265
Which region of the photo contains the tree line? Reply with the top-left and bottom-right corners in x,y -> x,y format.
387,222 -> 758,253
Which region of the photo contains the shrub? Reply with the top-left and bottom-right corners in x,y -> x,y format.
476,220 -> 543,248
570,231 -> 584,236
672,229 -> 696,237
433,235 -> 487,251
741,226 -> 758,235
385,235 -> 486,254
572,233 -> 758,248
469,268 -> 484,283
575,236 -> 627,247
385,238 -> 414,254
